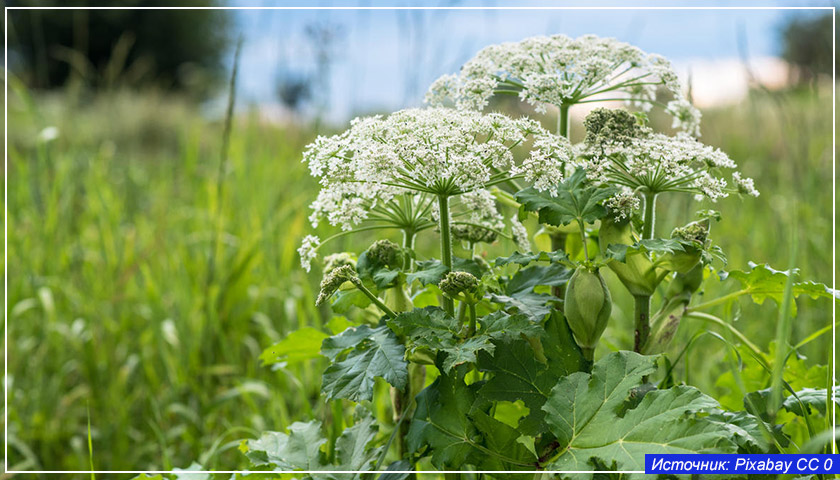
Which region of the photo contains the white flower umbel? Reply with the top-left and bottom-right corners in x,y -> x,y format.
426,34 -> 701,136
580,108 -> 758,241
581,131 -> 750,202
301,107 -> 572,316
304,107 -> 571,199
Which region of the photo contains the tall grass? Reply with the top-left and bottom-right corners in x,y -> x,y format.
4,83 -> 834,474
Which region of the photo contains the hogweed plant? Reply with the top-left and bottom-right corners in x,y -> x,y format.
239,34 -> 838,478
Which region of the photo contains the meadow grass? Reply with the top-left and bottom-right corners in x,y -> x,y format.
4,83 -> 835,474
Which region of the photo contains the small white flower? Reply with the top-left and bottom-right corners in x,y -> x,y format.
732,172 -> 760,197
510,216 -> 531,252
297,235 -> 321,272
605,187 -> 641,221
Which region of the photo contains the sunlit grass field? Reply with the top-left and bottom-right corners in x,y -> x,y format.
5,82 -> 835,474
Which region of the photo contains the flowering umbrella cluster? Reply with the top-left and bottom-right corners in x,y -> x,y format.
427,34 -> 701,136
578,108 -> 759,223
299,107 -> 573,271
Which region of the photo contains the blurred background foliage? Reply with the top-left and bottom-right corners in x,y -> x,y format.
3,4 -> 837,476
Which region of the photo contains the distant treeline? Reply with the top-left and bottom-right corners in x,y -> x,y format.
7,0 -> 231,97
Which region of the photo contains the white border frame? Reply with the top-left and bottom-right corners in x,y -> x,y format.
3,3 -> 836,476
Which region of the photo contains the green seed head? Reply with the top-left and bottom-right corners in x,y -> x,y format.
316,265 -> 357,306
564,266 -> 612,349
439,271 -> 480,301
451,224 -> 498,244
367,239 -> 405,269
584,108 -> 648,146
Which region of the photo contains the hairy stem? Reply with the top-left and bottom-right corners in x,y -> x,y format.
634,192 -> 657,352
642,192 -> 658,240
558,103 -> 570,138
634,295 -> 651,353
577,219 -> 590,262
550,232 -> 567,300
351,279 -> 397,319
467,303 -> 477,337
402,228 -> 416,271
438,194 -> 455,316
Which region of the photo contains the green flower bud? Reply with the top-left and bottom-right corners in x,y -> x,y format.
323,252 -> 355,275
661,219 -> 710,273
439,271 -> 481,303
671,219 -> 710,246
583,108 -> 647,146
367,239 -> 405,269
451,224 -> 498,244
472,255 -> 491,274
564,266 -> 612,352
599,216 -> 660,296
665,263 -> 704,298
316,265 -> 357,306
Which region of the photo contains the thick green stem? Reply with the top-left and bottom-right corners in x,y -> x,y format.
550,232 -> 568,300
402,228 -> 416,271
634,192 -> 657,352
558,103 -> 570,138
467,304 -> 477,337
577,219 -> 590,262
438,194 -> 455,316
352,280 -> 397,319
328,400 -> 343,463
634,295 -> 651,353
642,192 -> 658,240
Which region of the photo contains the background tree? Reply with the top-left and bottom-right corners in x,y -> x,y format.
7,0 -> 231,96
780,12 -> 835,87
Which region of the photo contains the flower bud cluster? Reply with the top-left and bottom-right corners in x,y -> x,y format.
316,265 -> 358,306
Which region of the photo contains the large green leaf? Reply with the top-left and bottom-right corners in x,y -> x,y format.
604,238 -> 688,262
389,307 -> 540,372
333,414 -> 382,471
407,257 -> 485,286
490,263 -> 571,322
706,410 -> 780,453
783,387 -> 840,417
407,368 -> 482,467
244,414 -> 382,478
246,421 -> 326,469
542,352 -> 736,476
515,168 -> 616,227
407,367 -> 536,470
476,312 -> 586,436
495,249 -> 571,267
321,325 -> 408,402
719,262 -> 839,316
260,327 -> 329,365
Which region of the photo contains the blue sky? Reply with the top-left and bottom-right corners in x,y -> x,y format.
231,2 -> 833,121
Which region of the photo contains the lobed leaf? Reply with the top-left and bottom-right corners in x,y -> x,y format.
542,351 -> 737,477
407,367 -> 536,470
321,325 -> 408,402
515,168 -> 617,227
389,307 -> 540,372
246,420 -> 326,469
719,262 -> 839,316
490,263 -> 572,322
494,249 -> 570,267
476,312 -> 586,435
